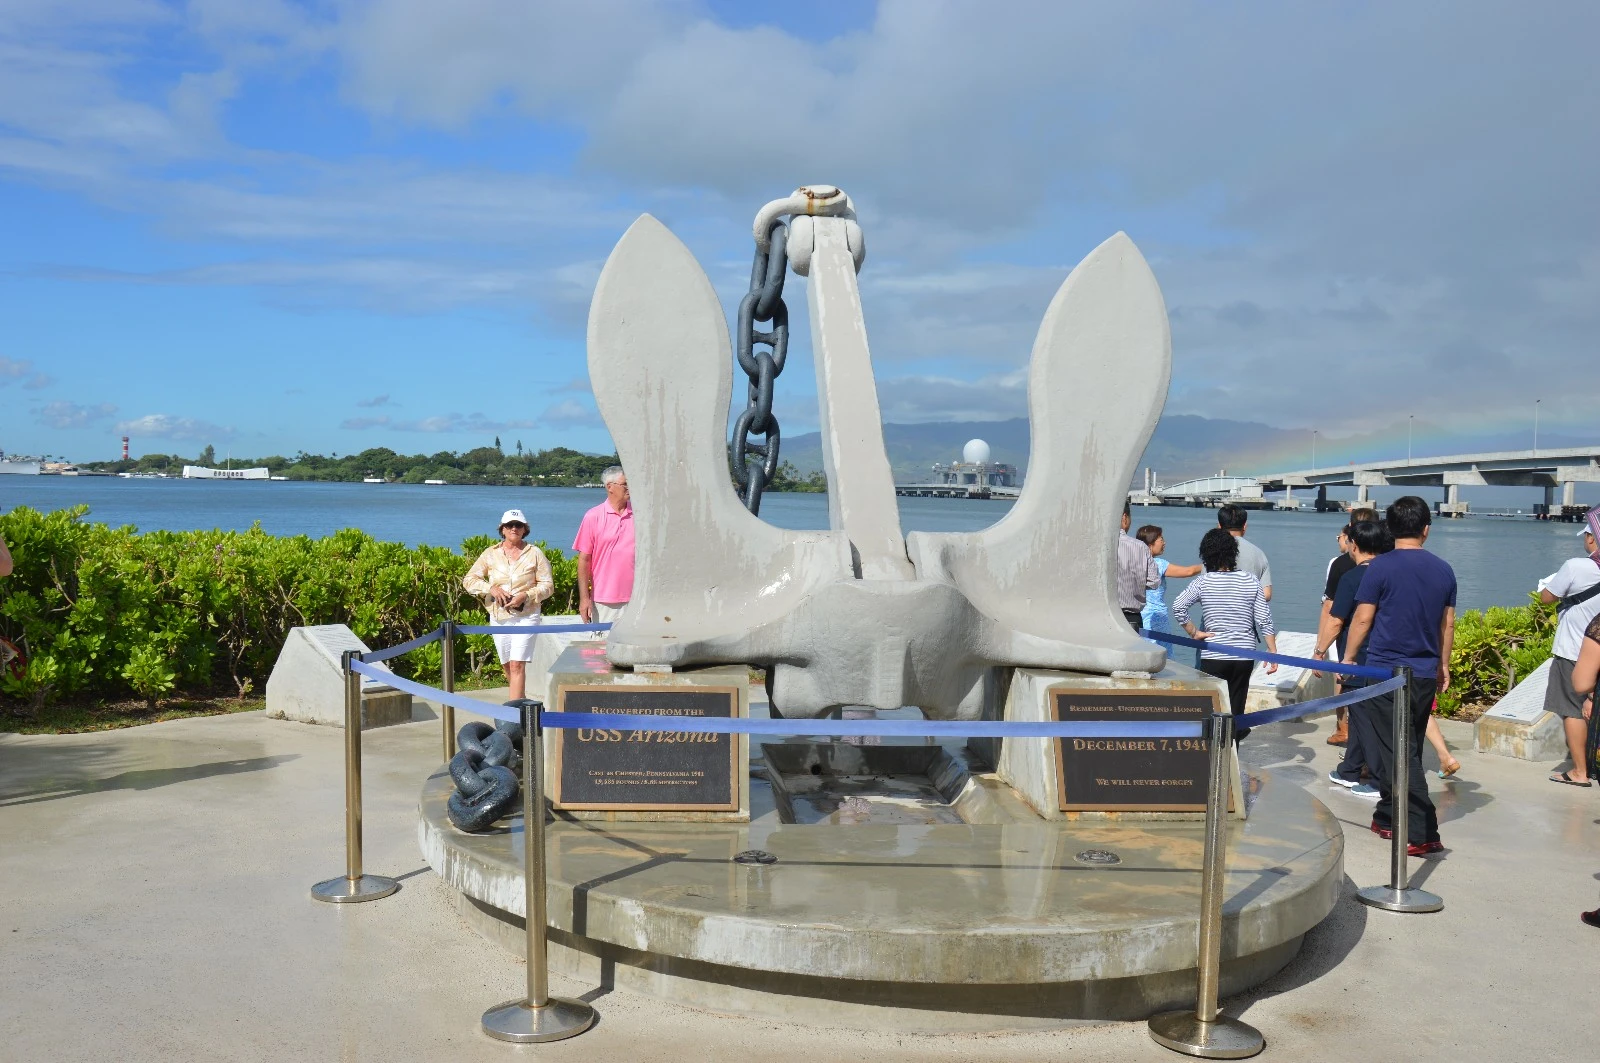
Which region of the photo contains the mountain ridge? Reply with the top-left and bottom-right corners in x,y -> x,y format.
777,415 -> 1591,485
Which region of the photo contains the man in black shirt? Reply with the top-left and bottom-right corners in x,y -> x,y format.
1315,520 -> 1392,792
1316,508 -> 1376,745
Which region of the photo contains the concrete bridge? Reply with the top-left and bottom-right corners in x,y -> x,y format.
1255,446 -> 1600,516
1129,474 -> 1273,509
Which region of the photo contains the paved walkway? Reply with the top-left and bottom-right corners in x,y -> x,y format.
1,699 -> 1595,1062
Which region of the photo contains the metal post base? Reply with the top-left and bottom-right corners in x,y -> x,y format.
481,997 -> 596,1043
310,874 -> 400,904
1356,884 -> 1442,913
1148,1011 -> 1265,1059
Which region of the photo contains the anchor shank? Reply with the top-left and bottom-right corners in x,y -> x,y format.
806,216 -> 914,581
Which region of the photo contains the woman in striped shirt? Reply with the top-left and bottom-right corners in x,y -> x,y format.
1171,528 -> 1279,731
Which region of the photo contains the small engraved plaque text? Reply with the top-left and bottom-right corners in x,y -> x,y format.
554,686 -> 739,811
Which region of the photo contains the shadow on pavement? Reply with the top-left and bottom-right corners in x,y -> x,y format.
0,752 -> 299,807
1230,873 -> 1368,1016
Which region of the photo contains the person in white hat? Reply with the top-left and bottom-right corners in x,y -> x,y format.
462,509 -> 552,701
1537,511 -> 1600,786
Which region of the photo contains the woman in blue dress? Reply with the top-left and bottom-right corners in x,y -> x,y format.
1135,525 -> 1202,652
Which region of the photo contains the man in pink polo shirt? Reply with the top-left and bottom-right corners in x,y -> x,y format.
573,466 -> 634,623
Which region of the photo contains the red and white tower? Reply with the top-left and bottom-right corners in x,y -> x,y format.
121,436 -> 130,461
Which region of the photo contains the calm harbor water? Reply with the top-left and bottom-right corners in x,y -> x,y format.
1,477 -> 1587,633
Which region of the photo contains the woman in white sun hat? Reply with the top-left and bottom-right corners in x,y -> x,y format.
462,509 -> 552,701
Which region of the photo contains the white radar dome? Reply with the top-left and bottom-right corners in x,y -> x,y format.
962,439 -> 991,465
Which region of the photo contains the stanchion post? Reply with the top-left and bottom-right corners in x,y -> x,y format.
441,620 -> 457,763
1148,711 -> 1264,1059
481,700 -> 596,1043
1357,666 -> 1442,913
311,650 -> 400,903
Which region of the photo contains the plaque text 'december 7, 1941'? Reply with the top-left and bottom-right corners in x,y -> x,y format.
1051,689 -> 1223,812
553,686 -> 740,811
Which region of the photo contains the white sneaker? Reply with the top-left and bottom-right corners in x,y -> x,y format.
1328,771 -> 1358,788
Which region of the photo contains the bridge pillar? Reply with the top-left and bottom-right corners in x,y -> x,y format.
1564,480 -> 1577,507
1357,483 -> 1370,504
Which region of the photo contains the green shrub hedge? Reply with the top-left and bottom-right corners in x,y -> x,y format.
0,506 -> 576,710
1436,595 -> 1555,715
0,505 -> 1561,717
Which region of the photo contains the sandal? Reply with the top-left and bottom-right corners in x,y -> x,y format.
1438,757 -> 1462,778
1550,771 -> 1592,787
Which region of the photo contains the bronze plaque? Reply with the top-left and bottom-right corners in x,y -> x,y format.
553,685 -> 740,811
1051,689 -> 1224,811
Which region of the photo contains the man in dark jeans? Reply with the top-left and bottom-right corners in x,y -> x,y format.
1315,519 -> 1393,797
1341,496 -> 1457,854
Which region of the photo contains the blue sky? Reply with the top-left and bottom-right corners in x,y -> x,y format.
2,1 -> 1595,463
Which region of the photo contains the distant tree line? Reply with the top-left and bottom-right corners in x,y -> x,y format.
84,443 -> 826,491
84,445 -> 620,486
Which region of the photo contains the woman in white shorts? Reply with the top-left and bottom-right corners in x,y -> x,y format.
462,509 -> 553,701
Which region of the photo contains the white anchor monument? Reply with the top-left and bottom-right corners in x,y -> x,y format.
419,186 -> 1343,1033
591,185 -> 1167,717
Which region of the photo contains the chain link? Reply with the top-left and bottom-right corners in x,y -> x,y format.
731,217 -> 789,514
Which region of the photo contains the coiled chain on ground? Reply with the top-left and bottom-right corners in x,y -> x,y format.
446,718 -> 525,832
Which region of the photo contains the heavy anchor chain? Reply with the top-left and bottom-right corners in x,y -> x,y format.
446,718 -> 524,832
731,185 -> 864,514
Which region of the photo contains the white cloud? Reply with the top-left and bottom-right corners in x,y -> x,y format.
4,0 -> 1598,435
354,394 -> 396,408
538,398 -> 600,428
116,413 -> 235,441
873,368 -> 1029,424
38,255 -> 592,313
33,400 -> 117,429
340,412 -> 536,433
0,356 -> 54,389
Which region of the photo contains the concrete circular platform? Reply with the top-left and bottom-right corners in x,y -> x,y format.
418,768 -> 1342,1032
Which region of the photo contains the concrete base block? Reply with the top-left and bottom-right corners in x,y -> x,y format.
1475,659 -> 1568,761
419,767 -> 1341,1030
264,624 -> 412,729
1475,711 -> 1567,761
525,614 -> 602,708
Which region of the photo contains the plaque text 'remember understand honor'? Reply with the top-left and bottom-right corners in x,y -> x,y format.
554,686 -> 740,811
1051,689 -> 1223,811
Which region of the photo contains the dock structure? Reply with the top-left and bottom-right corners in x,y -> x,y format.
1255,446 -> 1600,518
894,482 -> 1020,500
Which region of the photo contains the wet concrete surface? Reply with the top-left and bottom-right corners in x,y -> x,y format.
1,700 -> 1596,1061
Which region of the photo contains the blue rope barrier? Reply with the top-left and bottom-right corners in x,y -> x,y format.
454,622 -> 613,636
1140,628 -> 1390,680
359,626 -> 445,663
350,659 -> 531,722
352,660 -> 1203,738
540,712 -> 1206,739
1233,673 -> 1405,728
353,626 -> 1402,739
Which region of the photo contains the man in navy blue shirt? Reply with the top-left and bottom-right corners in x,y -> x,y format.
1341,496 -> 1457,854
